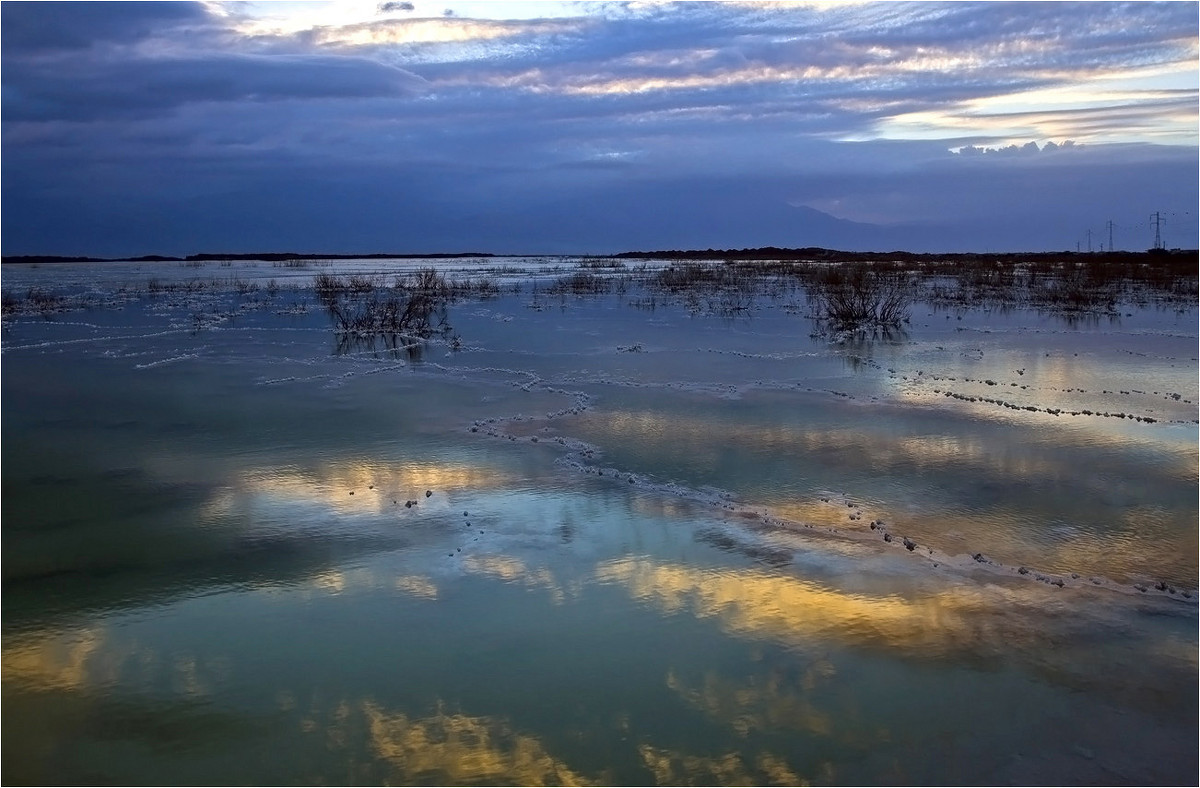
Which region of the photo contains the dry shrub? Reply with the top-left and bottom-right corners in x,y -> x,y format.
808,264 -> 913,329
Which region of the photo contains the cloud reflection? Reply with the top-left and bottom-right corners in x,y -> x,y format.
594,557 -> 1104,663
394,574 -> 440,599
1,626 -> 218,698
667,663 -> 835,738
205,459 -> 511,518
3,627 -> 596,786
361,701 -> 592,786
597,403 -> 1189,490
462,554 -> 577,604
638,743 -> 817,786
581,400 -> 1196,584
2,628 -> 107,692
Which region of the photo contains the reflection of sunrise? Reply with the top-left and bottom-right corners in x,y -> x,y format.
592,407 -> 1078,491
2,629 -> 108,693
202,459 -> 510,518
594,557 -> 1121,663
360,701 -> 590,786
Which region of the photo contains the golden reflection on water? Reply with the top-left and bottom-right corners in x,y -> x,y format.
311,570 -> 348,594
638,744 -> 821,786
5,629 -> 594,785
595,405 -> 1196,583
766,493 -> 1195,585
893,382 -> 1200,457
205,459 -> 511,517
600,409 -> 1062,489
596,557 -> 1052,658
1,626 -> 220,698
599,402 -> 1195,487
2,628 -> 107,692
896,350 -> 1198,417
361,701 -> 591,786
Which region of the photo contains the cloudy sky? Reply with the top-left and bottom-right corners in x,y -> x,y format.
2,1 -> 1196,257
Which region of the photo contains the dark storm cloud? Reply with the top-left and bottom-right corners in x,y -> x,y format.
3,120 -> 1194,257
3,54 -> 427,122
378,2 -> 416,13
0,1 -> 209,54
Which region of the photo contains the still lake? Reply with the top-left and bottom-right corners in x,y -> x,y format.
3,257 -> 1196,785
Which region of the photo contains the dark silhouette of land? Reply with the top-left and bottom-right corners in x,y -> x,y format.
3,246 -> 1195,266
1,251 -> 493,265
612,245 -> 1197,264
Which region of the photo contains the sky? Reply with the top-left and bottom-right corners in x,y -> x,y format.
2,0 -> 1197,257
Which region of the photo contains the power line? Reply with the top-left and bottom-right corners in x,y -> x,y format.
1073,212 -> 1193,252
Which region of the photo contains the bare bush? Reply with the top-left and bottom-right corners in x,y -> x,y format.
651,263 -> 728,291
808,265 -> 913,329
313,272 -> 346,303
461,276 -> 500,299
1,286 -> 75,315
314,272 -> 448,339
325,292 -> 446,336
579,257 -> 626,270
547,271 -> 612,295
408,268 -> 449,295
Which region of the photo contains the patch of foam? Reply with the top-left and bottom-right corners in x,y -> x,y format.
1,328 -> 191,353
134,352 -> 200,369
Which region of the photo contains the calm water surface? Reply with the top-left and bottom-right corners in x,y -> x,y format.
3,259 -> 1196,785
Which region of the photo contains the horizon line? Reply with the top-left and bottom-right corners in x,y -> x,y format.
4,246 -> 1197,264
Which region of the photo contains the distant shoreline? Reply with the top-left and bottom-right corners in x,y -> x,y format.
3,246 -> 1195,265
0,251 -> 495,265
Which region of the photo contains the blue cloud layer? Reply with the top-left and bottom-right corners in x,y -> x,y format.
2,1 -> 1195,255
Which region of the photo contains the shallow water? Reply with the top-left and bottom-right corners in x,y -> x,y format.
3,258 -> 1197,785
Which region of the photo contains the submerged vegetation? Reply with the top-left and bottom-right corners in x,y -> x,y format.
620,249 -> 1198,328
1,287 -> 67,315
315,270 -> 451,340
309,269 -> 503,353
806,264 -> 914,330
2,249 -> 1195,341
